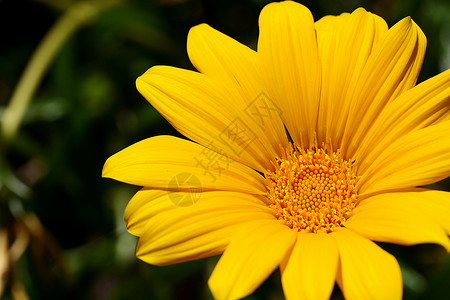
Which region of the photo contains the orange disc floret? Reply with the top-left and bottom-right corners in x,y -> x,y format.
267,146 -> 358,233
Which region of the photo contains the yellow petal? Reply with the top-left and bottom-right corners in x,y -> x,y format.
355,68 -> 450,173
258,1 -> 320,147
345,191 -> 450,251
358,120 -> 450,195
136,65 -> 276,172
136,192 -> 274,265
341,16 -> 426,158
413,189 -> 450,235
187,24 -> 289,154
208,220 -> 296,300
315,8 -> 388,148
332,229 -> 402,300
124,188 -> 178,236
102,135 -> 266,195
281,233 -> 338,300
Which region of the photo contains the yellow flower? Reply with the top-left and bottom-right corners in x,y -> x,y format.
103,1 -> 450,299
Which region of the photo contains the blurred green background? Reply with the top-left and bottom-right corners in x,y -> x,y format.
0,0 -> 449,299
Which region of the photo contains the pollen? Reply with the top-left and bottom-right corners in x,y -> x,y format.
267,146 -> 358,233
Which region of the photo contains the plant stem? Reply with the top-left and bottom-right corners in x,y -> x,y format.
1,1 -> 115,143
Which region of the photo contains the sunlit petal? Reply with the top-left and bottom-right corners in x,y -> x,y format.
345,191 -> 450,251
315,8 -> 388,148
137,66 -> 277,172
103,135 -> 266,194
358,120 -> 450,194
332,229 -> 402,300
341,16 -> 426,158
209,220 -> 296,300
136,192 -> 274,265
281,233 -> 338,300
187,24 -> 289,154
258,1 -> 321,147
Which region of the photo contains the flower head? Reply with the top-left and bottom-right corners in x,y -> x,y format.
103,1 -> 450,299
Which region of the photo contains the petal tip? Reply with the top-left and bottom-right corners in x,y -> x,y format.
101,157 -> 112,178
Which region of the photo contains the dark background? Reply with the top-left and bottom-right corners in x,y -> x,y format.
0,0 -> 449,299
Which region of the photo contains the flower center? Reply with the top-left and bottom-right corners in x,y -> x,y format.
266,146 -> 358,233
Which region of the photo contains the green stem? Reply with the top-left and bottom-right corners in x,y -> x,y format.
1,1 -> 115,143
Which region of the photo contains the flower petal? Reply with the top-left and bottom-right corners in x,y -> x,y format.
341,16 -> 426,158
103,135 -> 266,194
136,65 -> 277,172
358,120 -> 450,194
413,189 -> 450,235
315,8 -> 388,148
345,190 -> 450,250
124,188 -> 178,236
136,192 -> 274,265
258,1 -> 321,147
355,68 -> 450,173
332,229 -> 402,300
281,233 -> 338,300
208,220 -> 296,300
187,24 -> 289,154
